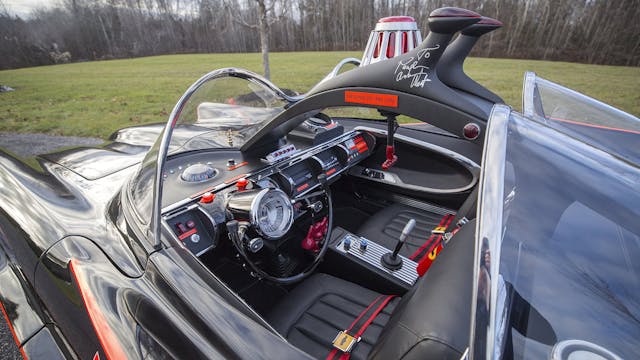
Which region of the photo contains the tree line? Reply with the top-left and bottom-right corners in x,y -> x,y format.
1,0 -> 638,71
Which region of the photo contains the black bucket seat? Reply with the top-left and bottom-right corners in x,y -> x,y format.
267,219 -> 476,359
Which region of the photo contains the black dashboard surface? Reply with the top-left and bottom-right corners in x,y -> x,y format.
161,130 -> 376,210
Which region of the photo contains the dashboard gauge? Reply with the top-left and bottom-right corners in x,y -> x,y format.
226,188 -> 294,240
181,164 -> 218,182
252,189 -> 294,239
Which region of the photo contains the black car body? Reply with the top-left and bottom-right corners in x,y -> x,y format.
0,7 -> 638,360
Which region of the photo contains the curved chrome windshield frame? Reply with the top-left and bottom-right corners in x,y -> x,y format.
150,68 -> 292,246
469,104 -> 511,359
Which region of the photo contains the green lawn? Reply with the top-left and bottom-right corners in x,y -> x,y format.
0,52 -> 638,138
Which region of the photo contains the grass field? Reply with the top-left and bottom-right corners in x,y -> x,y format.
0,51 -> 638,139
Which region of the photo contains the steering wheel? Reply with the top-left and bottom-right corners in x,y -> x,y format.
227,185 -> 333,285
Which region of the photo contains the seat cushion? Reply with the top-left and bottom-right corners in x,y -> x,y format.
357,203 -> 453,258
267,273 -> 399,360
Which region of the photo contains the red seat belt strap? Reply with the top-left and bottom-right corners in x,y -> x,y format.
326,295 -> 396,360
409,213 -> 454,261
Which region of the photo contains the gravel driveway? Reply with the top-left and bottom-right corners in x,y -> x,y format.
0,132 -> 103,358
0,132 -> 103,158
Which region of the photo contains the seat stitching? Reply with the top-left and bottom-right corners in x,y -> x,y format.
316,298 -> 362,317
284,290 -> 369,338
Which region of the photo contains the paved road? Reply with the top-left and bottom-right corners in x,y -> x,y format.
0,132 -> 103,359
0,132 -> 103,158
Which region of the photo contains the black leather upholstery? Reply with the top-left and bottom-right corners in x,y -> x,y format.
368,219 -> 475,360
268,220 -> 476,359
357,203 -> 449,258
267,273 -> 399,360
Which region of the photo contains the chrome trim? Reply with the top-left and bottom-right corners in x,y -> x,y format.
388,194 -> 455,215
469,104 -> 511,360
335,234 -> 418,286
551,340 -> 623,360
321,58 -> 361,82
522,71 -> 537,117
179,166 -> 219,183
249,188 -> 295,240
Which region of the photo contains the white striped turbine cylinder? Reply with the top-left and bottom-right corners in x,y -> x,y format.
361,16 -> 422,66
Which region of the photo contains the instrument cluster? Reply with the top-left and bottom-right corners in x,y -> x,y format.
163,130 -> 376,256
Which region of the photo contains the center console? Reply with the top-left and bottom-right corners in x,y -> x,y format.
326,227 -> 419,293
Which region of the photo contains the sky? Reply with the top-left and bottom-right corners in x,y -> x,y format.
3,0 -> 58,18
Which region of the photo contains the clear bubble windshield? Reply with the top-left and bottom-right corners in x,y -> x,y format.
168,75 -> 287,153
127,70 -> 288,227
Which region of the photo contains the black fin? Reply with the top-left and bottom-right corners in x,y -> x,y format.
438,17 -> 504,103
308,7 -> 489,120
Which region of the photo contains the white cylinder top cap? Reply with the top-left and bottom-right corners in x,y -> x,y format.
374,16 -> 419,31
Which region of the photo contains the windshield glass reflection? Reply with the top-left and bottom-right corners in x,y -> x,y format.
474,109 -> 639,359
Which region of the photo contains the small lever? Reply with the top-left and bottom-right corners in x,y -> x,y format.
317,173 -> 328,190
381,218 -> 416,270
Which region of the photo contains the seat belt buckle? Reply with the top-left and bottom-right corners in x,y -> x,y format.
431,226 -> 447,235
332,330 -> 360,353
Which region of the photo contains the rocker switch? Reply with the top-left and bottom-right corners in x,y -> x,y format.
176,222 -> 188,234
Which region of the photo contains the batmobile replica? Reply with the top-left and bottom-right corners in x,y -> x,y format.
0,7 -> 638,360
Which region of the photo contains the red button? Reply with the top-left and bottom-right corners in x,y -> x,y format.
200,192 -> 215,203
237,178 -> 248,191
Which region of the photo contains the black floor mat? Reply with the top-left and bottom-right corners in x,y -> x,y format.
210,258 -> 288,316
333,206 -> 372,233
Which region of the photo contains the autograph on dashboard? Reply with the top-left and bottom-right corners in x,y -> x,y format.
394,45 -> 440,88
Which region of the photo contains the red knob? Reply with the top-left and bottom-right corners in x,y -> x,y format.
236,178 -> 248,191
200,192 -> 215,203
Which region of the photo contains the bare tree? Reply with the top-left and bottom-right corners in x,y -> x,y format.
1,0 -> 639,70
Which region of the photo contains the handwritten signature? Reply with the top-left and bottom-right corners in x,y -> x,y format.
394,45 -> 440,88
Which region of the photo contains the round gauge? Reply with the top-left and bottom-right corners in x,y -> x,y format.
181,164 -> 218,182
251,188 -> 294,239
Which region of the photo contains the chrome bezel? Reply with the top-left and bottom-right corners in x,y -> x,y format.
250,188 -> 294,240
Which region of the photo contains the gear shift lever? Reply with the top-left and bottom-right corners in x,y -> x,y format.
381,218 -> 416,270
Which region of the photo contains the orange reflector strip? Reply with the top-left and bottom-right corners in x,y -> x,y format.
178,228 -> 197,241
344,91 -> 398,108
228,161 -> 248,171
296,183 -> 309,192
326,168 -> 337,176
69,260 -> 127,360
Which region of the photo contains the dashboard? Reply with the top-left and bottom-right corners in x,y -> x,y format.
162,130 -> 376,256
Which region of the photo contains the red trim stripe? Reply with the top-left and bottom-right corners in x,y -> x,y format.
0,300 -> 28,360
178,228 -> 197,241
548,116 -> 640,135
69,260 -> 127,360
227,161 -> 248,171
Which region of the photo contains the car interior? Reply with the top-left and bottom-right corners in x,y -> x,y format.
160,110 -> 482,359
